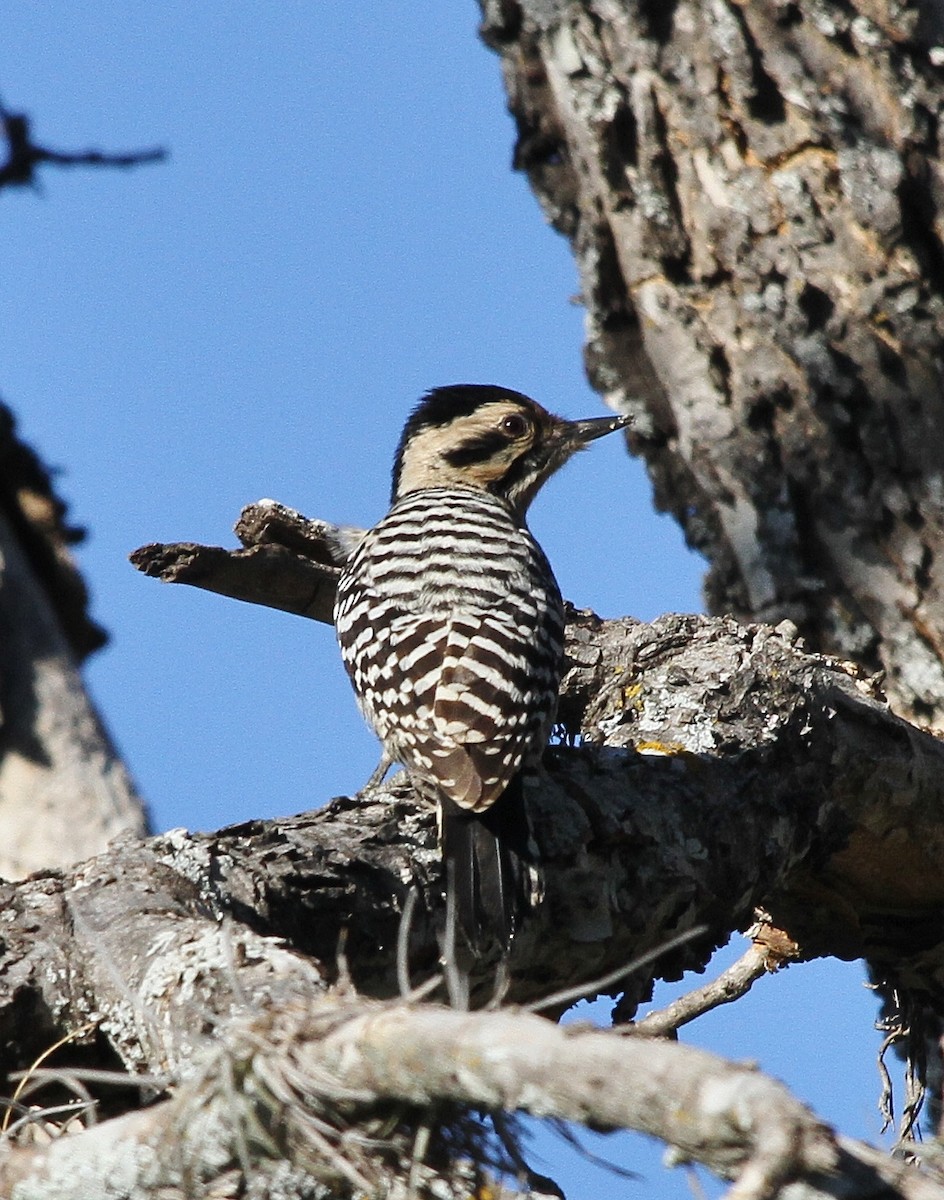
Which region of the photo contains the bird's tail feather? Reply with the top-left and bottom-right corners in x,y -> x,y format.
439,777 -> 533,953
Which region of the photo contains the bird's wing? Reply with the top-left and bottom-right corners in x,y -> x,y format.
350,608 -> 555,813
428,612 -> 547,812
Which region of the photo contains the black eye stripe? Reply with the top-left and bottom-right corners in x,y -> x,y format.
391,385 -> 543,502
443,431 -> 511,467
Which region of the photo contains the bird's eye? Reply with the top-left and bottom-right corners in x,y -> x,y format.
500,413 -> 530,438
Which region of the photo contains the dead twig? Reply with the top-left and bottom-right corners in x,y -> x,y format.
525,926 -> 707,1016
0,101 -> 164,190
632,943 -> 770,1037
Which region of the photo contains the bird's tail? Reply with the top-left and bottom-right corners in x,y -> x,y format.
439,776 -> 534,953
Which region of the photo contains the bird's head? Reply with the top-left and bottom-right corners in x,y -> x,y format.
391,384 -> 628,515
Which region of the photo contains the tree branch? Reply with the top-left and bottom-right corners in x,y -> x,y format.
126,502 -> 944,1012
0,102 -> 165,190
0,501 -> 146,879
8,991 -> 944,1200
478,0 -> 944,732
129,499 -> 352,623
631,943 -> 771,1037
0,499 -> 933,1193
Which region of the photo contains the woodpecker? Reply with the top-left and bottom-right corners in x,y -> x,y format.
334,384 -> 627,950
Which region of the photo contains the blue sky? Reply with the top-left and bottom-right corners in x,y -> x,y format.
2,6 -> 891,1196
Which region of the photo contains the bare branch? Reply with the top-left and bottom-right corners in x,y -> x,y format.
7,993 -> 944,1200
130,499 -> 353,622
630,917 -> 800,1036
129,538 -> 340,622
632,944 -> 769,1037
0,101 -> 165,191
126,513 -> 944,1012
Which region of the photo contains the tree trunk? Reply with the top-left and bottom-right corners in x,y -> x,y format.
0,404 -> 147,879
480,0 -> 944,730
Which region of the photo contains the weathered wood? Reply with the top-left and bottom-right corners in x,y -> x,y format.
479,0 -> 944,731
0,408 -> 146,878
130,505 -> 944,1004
21,994 -> 940,1200
5,608 -> 943,1067
129,499 -> 360,624
3,601 -> 944,1193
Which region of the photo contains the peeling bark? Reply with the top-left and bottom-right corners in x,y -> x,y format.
479,0 -> 944,730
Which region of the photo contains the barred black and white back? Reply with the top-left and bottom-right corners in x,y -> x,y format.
333,385 -> 627,950
335,487 -> 564,817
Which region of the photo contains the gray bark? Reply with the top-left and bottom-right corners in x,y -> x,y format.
0,407 -> 147,879
130,514 -> 944,1010
9,2 -> 944,1190
3,597 -> 944,1196
479,0 -> 944,731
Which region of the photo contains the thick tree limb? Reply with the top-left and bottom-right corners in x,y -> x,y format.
9,992 -> 944,1200
3,502 -> 934,1193
3,620 -> 941,1050
128,504 -> 944,1009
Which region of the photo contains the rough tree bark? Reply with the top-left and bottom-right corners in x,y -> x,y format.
479,0 -> 944,730
5,7 -> 944,1196
7,534 -> 944,1195
0,108 -> 157,879
0,405 -> 147,879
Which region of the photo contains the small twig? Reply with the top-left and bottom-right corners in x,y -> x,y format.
220,1048 -> 255,1179
875,988 -> 928,1144
493,1111 -> 564,1198
685,1164 -> 711,1200
220,917 -> 250,1009
8,1067 -> 169,1091
407,1120 -> 432,1199
0,101 -> 165,190
11,1071 -> 96,1125
900,1008 -> 928,1144
1,1099 -> 97,1141
442,867 -> 468,1012
486,960 -> 511,1011
0,1021 -> 98,1134
404,976 -> 445,1005
302,1117 -> 376,1193
336,928 -> 354,993
549,1118 -> 640,1182
524,926 -> 707,1015
633,943 -> 769,1037
877,1029 -> 897,1135
397,889 -> 419,999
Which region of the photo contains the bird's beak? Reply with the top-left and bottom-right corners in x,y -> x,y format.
565,412 -> 631,445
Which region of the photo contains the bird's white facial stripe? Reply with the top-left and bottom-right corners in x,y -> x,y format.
394,401 -> 541,500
